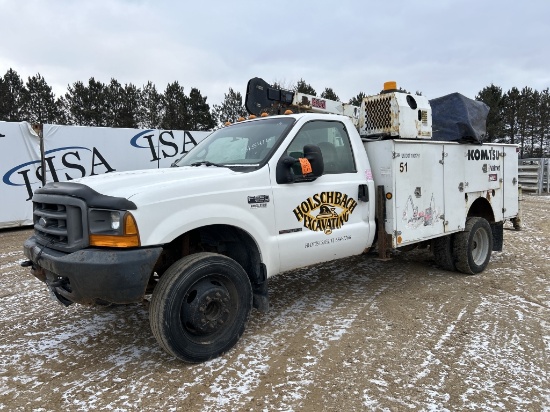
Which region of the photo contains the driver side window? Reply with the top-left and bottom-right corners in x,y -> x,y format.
286,121 -> 356,174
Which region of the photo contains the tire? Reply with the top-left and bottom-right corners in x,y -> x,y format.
453,217 -> 493,275
149,252 -> 252,363
432,234 -> 456,271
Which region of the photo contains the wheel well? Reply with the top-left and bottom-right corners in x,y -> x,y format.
467,197 -> 495,223
153,225 -> 265,288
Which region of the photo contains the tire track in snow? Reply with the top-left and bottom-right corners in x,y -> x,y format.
198,257 -> 398,411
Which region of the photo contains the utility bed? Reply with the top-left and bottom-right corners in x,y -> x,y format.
364,140 -> 519,247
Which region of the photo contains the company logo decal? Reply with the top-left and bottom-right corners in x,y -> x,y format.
467,148 -> 500,161
293,191 -> 357,235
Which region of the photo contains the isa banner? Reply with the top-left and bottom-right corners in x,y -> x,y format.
0,122 -> 210,229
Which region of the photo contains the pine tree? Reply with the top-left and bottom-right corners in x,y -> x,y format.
21,73 -> 62,124
104,79 -> 140,128
87,77 -> 107,127
476,84 -> 505,143
64,78 -> 107,126
502,87 -> 520,146
517,87 -> 534,157
349,92 -> 366,107
212,88 -> 247,127
0,68 -> 26,121
161,81 -> 189,130
139,81 -> 163,129
120,83 -> 141,129
64,80 -> 87,125
528,90 -> 540,157
538,89 -> 550,157
320,87 -> 339,101
188,88 -> 215,131
295,79 -> 316,96
105,78 -> 124,127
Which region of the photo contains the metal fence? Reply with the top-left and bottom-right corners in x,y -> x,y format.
518,158 -> 550,194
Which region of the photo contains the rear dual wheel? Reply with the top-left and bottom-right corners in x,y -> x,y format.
433,234 -> 456,272
453,217 -> 493,275
150,252 -> 252,363
433,217 -> 493,275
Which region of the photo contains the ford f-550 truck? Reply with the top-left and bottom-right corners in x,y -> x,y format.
22,78 -> 519,363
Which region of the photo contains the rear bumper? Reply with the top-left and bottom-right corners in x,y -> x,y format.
23,236 -> 162,305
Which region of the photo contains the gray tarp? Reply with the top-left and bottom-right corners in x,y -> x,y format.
429,93 -> 489,143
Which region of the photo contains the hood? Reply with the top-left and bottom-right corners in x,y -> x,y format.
71,166 -> 245,203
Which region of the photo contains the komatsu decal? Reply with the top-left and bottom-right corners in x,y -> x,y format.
467,148 -> 501,161
292,191 -> 357,235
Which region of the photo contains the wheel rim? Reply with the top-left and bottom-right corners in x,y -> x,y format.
471,227 -> 490,266
180,275 -> 235,337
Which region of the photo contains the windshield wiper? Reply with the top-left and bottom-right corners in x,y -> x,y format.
190,161 -> 225,167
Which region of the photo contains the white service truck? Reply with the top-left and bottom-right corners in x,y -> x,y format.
22,78 -> 520,362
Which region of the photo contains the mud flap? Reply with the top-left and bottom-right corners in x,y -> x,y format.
491,222 -> 503,251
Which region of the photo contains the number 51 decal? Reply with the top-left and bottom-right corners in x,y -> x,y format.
400,162 -> 408,173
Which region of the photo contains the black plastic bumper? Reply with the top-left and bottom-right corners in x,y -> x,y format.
23,236 -> 162,305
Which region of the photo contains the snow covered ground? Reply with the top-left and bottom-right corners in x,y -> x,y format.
1,196 -> 548,411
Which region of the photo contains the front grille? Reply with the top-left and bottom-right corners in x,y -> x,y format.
33,193 -> 89,253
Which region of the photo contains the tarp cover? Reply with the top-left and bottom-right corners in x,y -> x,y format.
429,93 -> 489,143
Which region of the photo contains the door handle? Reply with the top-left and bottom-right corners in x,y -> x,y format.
358,184 -> 369,202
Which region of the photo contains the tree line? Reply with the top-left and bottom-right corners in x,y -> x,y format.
476,85 -> 550,158
0,68 -> 245,131
1,68 -> 548,158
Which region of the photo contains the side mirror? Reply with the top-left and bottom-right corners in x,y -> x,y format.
276,144 -> 324,184
303,144 -> 324,177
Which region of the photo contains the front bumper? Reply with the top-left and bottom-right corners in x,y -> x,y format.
23,236 -> 162,305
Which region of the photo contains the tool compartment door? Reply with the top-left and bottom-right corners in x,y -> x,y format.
393,142 -> 445,245
442,143 -> 466,232
503,145 -> 519,218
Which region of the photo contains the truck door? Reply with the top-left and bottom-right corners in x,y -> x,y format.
271,120 -> 372,272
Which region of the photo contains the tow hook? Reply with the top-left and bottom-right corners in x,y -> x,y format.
47,286 -> 73,307
45,278 -> 73,307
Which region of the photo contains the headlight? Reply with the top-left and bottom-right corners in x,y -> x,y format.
110,211 -> 121,230
88,209 -> 140,247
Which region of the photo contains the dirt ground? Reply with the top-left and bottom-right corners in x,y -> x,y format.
0,196 -> 548,411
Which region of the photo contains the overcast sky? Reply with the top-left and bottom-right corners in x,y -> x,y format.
1,0 -> 549,107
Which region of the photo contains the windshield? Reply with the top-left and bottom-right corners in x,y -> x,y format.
175,117 -> 295,167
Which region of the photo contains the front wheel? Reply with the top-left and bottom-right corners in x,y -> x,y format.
149,252 -> 252,363
453,217 -> 493,275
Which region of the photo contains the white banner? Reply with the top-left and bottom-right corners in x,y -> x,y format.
0,122 -> 41,227
0,122 -> 210,229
